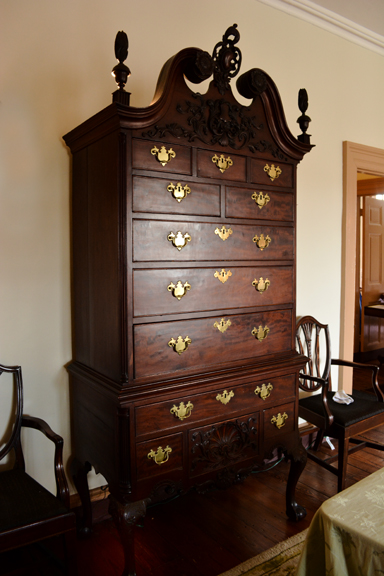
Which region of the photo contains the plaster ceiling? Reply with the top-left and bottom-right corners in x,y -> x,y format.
313,0 -> 384,37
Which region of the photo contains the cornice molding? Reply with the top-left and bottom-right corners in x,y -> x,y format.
256,0 -> 384,56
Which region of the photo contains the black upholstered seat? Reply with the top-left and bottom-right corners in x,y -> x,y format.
297,316 -> 384,492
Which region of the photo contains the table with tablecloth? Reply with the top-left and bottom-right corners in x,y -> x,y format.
296,467 -> 384,576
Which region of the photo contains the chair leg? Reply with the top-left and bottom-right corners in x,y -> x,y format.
313,429 -> 324,451
337,436 -> 350,493
64,528 -> 78,575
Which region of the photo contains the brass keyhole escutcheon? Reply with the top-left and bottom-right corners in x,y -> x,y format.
252,277 -> 270,293
264,164 -> 282,181
216,390 -> 234,405
151,145 -> 176,166
271,412 -> 288,429
252,191 -> 270,209
170,401 -> 194,421
214,318 -> 231,333
168,280 -> 191,300
214,269 -> 232,284
252,325 -> 270,342
215,225 -> 233,241
168,335 -> 192,355
253,233 -> 271,251
167,231 -> 191,251
254,383 -> 273,400
147,445 -> 172,465
212,154 -> 233,173
167,182 -> 191,202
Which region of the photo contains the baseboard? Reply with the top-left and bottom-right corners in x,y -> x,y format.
70,485 -> 110,509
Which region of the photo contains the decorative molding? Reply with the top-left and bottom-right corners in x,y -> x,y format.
256,0 -> 384,56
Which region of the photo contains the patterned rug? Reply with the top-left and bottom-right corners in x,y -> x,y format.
218,529 -> 307,576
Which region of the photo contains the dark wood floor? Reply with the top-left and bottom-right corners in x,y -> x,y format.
2,363 -> 384,576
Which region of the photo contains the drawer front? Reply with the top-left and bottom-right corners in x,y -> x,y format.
133,265 -> 293,317
132,176 -> 221,217
133,219 -> 294,262
136,432 -> 183,481
250,159 -> 294,188
132,139 -> 191,175
188,412 -> 260,478
226,186 -> 294,222
197,149 -> 246,181
135,374 -> 295,438
134,309 -> 292,379
264,401 -> 296,439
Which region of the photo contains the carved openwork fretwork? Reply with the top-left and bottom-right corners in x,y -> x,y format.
190,417 -> 258,472
211,24 -> 242,95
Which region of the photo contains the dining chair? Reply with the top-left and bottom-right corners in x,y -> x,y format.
0,363 -> 77,574
296,316 -> 384,492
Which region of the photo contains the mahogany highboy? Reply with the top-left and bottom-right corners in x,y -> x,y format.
64,25 -> 313,576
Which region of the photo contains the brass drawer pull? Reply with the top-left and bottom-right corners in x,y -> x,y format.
170,401 -> 194,421
168,281 -> 191,300
151,145 -> 176,166
252,191 -> 270,209
271,412 -> 288,429
167,231 -> 191,250
168,335 -> 192,355
255,383 -> 273,400
264,163 -> 281,181
216,390 -> 234,405
252,233 -> 271,251
147,445 -> 172,465
214,318 -> 231,333
252,325 -> 270,342
214,269 -> 232,284
167,182 -> 191,202
212,154 -> 233,173
252,277 -> 270,293
215,225 -> 233,241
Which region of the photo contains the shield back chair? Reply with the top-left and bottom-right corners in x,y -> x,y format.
0,363 -> 77,574
296,316 -> 384,492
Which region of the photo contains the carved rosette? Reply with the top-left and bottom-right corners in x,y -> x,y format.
191,417 -> 258,473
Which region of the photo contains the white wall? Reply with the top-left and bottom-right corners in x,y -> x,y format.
1,0 -> 383,494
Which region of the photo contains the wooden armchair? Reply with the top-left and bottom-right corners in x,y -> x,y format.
0,363 -> 77,574
296,316 -> 384,492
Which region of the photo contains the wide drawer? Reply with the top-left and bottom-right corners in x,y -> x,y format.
132,138 -> 191,175
132,219 -> 294,262
226,186 -> 294,222
250,159 -> 294,188
133,265 -> 293,317
133,309 -> 292,379
132,175 -> 221,217
136,432 -> 183,481
135,373 -> 295,438
197,149 -> 246,181
264,401 -> 296,439
188,412 -> 260,478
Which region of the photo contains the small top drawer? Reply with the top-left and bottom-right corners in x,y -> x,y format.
250,159 -> 293,188
197,149 -> 246,181
132,138 -> 192,175
135,373 -> 295,438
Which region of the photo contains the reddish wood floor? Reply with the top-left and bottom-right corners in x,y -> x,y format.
1,363 -> 383,575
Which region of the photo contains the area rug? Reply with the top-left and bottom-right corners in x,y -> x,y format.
218,529 -> 307,576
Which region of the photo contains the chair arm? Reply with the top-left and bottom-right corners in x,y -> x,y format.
299,373 -> 334,428
331,359 -> 383,402
21,415 -> 70,508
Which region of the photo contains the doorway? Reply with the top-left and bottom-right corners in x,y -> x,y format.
355,178 -> 384,361
341,142 -> 384,391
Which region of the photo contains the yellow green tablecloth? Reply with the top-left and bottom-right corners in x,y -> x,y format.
296,467 -> 384,576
